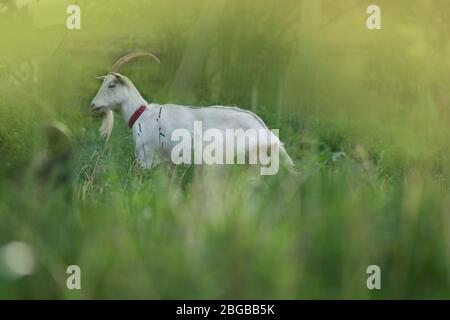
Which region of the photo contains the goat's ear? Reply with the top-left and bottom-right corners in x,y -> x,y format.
96,75 -> 106,80
111,72 -> 126,85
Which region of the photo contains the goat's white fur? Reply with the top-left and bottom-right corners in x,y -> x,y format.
90,73 -> 296,172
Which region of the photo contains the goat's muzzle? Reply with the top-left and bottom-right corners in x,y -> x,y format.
90,103 -> 104,113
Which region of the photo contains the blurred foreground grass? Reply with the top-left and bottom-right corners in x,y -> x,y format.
1,0 -> 450,299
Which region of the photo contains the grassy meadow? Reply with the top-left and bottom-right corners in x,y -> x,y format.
1,0 -> 450,299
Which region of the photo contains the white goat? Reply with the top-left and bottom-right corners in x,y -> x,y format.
89,52 -> 296,175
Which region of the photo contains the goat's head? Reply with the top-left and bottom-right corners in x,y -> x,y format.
90,72 -> 132,114
89,52 -> 160,140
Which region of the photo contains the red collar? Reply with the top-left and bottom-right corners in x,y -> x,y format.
128,105 -> 147,128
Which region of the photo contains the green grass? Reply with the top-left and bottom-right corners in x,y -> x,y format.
1,0 -> 450,299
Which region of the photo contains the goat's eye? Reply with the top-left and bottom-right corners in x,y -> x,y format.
108,84 -> 116,89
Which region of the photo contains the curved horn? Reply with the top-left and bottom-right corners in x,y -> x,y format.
111,51 -> 160,73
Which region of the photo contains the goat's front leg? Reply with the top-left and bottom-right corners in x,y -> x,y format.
135,139 -> 162,170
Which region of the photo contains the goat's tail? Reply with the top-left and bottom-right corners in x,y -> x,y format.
100,110 -> 114,141
280,144 -> 300,175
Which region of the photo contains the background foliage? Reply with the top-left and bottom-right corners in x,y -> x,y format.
1,0 -> 450,298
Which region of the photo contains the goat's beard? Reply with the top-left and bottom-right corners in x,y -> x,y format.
100,110 -> 114,140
